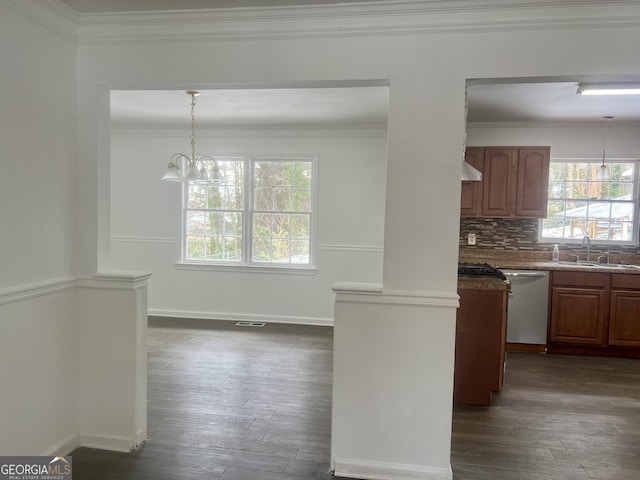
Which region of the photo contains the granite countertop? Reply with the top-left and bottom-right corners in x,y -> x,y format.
457,277 -> 511,291
459,248 -> 640,275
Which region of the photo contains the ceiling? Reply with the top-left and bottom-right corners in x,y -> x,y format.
110,87 -> 390,126
110,80 -> 640,127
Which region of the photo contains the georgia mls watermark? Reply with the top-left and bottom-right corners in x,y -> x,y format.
0,456 -> 72,480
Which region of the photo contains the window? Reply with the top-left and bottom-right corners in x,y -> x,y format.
540,160 -> 639,243
183,155 -> 315,268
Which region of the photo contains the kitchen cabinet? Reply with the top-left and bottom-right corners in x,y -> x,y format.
455,285 -> 509,406
461,146 -> 550,218
609,274 -> 640,347
548,271 -> 640,357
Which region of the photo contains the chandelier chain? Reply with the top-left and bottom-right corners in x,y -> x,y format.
190,93 -> 197,163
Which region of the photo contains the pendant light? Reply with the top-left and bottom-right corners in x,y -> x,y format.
596,116 -> 613,181
162,90 -> 223,184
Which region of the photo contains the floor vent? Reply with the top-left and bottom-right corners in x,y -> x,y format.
235,321 -> 266,327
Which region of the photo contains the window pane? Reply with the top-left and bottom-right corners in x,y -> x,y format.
186,211 -> 205,235
205,236 -> 223,260
224,237 -> 242,261
271,214 -> 291,237
252,238 -> 271,263
567,163 -> 587,181
291,214 -> 310,237
224,212 -> 242,236
548,181 -> 565,199
254,162 -> 275,187
254,187 -> 273,210
293,162 -> 312,187
274,188 -> 292,211
253,213 -> 272,238
549,162 -> 566,181
567,182 -> 587,199
206,212 -> 223,236
291,239 -> 309,264
611,182 -> 634,198
271,238 -> 291,263
223,185 -> 244,210
293,188 -> 311,212
186,236 -> 205,259
188,185 -> 207,208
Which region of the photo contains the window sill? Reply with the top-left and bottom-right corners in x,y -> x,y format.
175,262 -> 317,275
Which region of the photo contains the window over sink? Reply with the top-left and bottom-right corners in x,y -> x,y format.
540,159 -> 639,244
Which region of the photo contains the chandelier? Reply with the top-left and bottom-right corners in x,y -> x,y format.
161,90 -> 223,184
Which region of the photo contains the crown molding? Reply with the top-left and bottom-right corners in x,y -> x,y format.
72,0 -> 640,44
4,0 -> 77,43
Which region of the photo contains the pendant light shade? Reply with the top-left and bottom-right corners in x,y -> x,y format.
596,116 -> 613,181
161,91 -> 223,185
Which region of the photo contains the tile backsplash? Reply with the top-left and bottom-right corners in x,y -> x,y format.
459,217 -> 639,254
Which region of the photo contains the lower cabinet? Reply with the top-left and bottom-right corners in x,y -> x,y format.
455,286 -> 508,406
609,274 -> 640,347
549,287 -> 608,346
548,271 -> 640,357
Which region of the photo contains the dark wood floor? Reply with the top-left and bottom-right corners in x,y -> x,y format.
71,319 -> 640,480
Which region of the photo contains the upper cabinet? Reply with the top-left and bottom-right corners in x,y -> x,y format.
461,146 -> 550,218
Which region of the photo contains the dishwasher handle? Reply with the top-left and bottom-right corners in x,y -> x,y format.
503,272 -> 548,278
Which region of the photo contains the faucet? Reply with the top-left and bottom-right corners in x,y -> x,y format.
581,235 -> 591,262
598,252 -> 610,265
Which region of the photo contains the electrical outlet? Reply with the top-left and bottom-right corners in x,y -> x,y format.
467,233 -> 476,245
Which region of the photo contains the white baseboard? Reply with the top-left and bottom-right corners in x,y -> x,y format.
333,458 -> 453,480
40,432 -> 79,457
148,308 -> 333,327
78,433 -> 134,453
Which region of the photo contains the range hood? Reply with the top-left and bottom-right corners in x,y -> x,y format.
462,160 -> 482,181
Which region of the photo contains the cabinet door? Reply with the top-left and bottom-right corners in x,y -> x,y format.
549,287 -> 608,345
516,147 -> 550,217
461,147 -> 484,217
482,148 -> 518,217
609,290 -> 640,347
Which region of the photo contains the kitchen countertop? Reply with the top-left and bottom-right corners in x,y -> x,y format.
459,247 -> 640,275
458,277 -> 511,291
460,257 -> 640,274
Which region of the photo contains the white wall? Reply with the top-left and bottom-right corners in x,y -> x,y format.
468,123 -> 640,159
0,1 -> 78,455
110,126 -> 387,324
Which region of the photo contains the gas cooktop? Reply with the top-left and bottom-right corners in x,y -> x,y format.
458,262 -> 506,280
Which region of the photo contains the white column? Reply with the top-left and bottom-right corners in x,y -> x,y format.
77,272 -> 150,452
331,75 -> 464,480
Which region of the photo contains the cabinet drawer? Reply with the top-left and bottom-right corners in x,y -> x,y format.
612,273 -> 640,290
551,271 -> 609,288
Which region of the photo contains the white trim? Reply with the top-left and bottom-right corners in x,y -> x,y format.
77,433 -> 134,453
175,262 -> 318,275
111,236 -> 383,254
333,457 -> 452,480
74,1 -> 640,44
111,235 -> 176,244
0,276 -> 76,306
332,282 -> 459,308
39,432 -> 79,457
4,0 -> 77,43
77,272 -> 152,290
318,244 -> 384,253
148,308 -> 333,327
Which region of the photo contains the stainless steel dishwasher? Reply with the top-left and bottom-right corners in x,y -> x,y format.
502,270 -> 550,345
